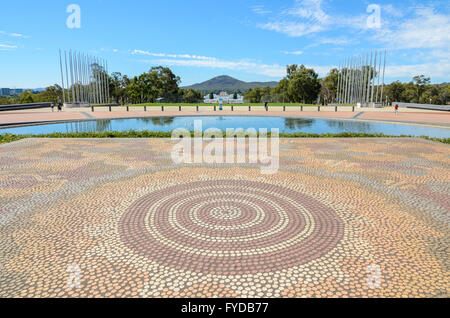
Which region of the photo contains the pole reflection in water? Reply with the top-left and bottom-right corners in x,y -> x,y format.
65,120 -> 112,133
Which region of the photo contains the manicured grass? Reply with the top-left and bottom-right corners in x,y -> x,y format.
120,103 -> 319,107
1,131 -> 449,145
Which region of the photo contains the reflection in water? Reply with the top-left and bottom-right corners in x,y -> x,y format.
65,120 -> 112,133
2,116 -> 449,139
326,120 -> 372,132
284,118 -> 314,130
149,117 -> 175,126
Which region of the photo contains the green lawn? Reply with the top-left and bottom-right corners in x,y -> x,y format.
1,131 -> 448,145
120,103 -> 319,107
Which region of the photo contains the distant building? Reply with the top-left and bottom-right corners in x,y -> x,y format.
13,89 -> 23,95
204,91 -> 244,104
0,88 -> 11,96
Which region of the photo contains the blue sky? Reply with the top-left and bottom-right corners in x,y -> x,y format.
0,0 -> 449,88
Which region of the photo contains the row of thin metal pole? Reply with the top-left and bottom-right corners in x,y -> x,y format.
59,49 -> 110,105
336,49 -> 386,106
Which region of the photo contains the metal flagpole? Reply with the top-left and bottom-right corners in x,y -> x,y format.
96,57 -> 101,104
84,53 -> 88,103
362,52 -> 368,106
106,60 -> 110,104
59,49 -> 66,104
360,55 -> 364,104
85,54 -> 89,103
376,50 -> 382,104
336,62 -> 341,103
100,59 -> 105,104
344,58 -> 349,104
65,51 -> 70,103
99,58 -> 104,104
380,49 -> 387,106
74,51 -> 79,103
103,59 -> 108,104
350,57 -> 355,104
81,52 -> 86,103
80,53 -> 84,103
73,51 -> 78,103
348,57 -> 354,104
88,55 -> 92,104
358,55 -> 363,104
69,50 -> 75,104
78,52 -> 83,103
366,50 -> 372,105
370,49 -> 377,105
357,56 -> 362,103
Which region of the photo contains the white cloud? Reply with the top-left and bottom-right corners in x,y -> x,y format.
251,5 -> 272,15
374,8 -> 450,50
287,0 -> 329,24
385,62 -> 450,80
132,49 -> 214,60
259,0 -> 331,37
282,50 -> 303,55
140,57 -> 286,78
0,30 -> 27,38
259,21 -> 326,37
0,43 -> 17,50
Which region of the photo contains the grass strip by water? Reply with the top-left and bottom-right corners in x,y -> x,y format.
120,103 -> 320,107
1,131 -> 449,145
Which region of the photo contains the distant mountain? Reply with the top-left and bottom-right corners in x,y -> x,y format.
182,75 -> 279,93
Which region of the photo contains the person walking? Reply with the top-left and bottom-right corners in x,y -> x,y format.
264,101 -> 268,111
394,104 -> 399,115
57,101 -> 62,112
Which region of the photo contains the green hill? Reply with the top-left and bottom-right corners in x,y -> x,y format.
182,75 -> 278,94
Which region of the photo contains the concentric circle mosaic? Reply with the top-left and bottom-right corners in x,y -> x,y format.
119,179 -> 344,275
0,138 -> 449,298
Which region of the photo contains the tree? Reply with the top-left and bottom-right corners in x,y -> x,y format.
413,75 -> 431,102
385,81 -> 405,103
209,92 -> 214,99
271,78 -> 290,102
18,90 -> 35,104
35,85 -> 63,104
286,65 -> 321,103
401,83 -> 417,103
110,72 -> 130,105
233,92 -> 238,100
244,87 -> 263,103
319,80 -> 333,105
321,68 -> 339,104
182,89 -> 203,103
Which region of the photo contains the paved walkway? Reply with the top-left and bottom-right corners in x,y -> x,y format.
0,138 -> 448,298
0,107 -> 449,128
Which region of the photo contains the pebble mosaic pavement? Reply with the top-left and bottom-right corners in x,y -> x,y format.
0,138 -> 449,298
